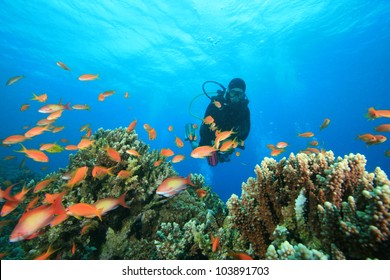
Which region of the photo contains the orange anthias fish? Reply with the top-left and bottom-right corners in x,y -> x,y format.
17,144 -> 49,162
47,110 -> 63,120
190,145 -> 218,158
6,75 -> 24,86
102,90 -> 115,97
25,196 -> 40,211
80,123 -> 90,132
56,61 -> 70,71
117,170 -> 132,179
67,166 -> 88,188
160,148 -> 174,157
147,128 -> 157,140
156,174 -> 194,197
1,185 -> 30,216
65,145 -> 78,151
0,183 -> 17,202
126,149 -> 140,157
357,133 -> 377,143
175,136 -> 184,148
320,118 -> 330,130
213,100 -> 222,108
365,107 -> 390,120
211,235 -> 220,252
92,166 -> 114,179
43,191 -> 67,205
78,74 -> 99,81
298,132 -> 314,138
367,135 -> 387,146
228,251 -> 253,260
214,129 -> 236,148
77,138 -> 95,149
196,189 -> 207,199
305,147 -> 321,154
52,126 -> 65,133
71,240 -> 76,255
276,141 -> 288,149
34,244 -> 58,260
203,115 -> 214,125
270,148 -> 285,157
33,178 -> 53,193
80,224 -> 92,235
39,102 -> 71,113
37,118 -> 55,126
374,124 -> 390,132
2,135 -> 30,145
127,119 -> 137,132
105,146 -> 121,163
20,104 -> 30,112
1,200 -> 20,217
309,140 -> 319,146
92,191 -> 129,216
24,125 -> 51,138
98,93 -> 105,101
219,139 -> 238,152
66,203 -> 103,221
31,93 -> 48,103
9,196 -> 65,242
171,154 -> 185,163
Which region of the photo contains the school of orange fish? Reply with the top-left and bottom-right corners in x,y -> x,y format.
1,62 -> 390,259
266,109 -> 390,158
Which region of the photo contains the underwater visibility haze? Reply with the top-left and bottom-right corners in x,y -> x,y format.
0,1 -> 389,260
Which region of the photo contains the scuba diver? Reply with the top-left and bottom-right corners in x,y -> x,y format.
185,78 -> 250,166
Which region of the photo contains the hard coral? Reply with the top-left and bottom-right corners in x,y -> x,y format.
226,151 -> 390,259
12,128 -> 225,259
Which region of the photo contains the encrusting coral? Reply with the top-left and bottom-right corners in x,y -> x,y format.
226,151 -> 390,259
4,128 -> 225,259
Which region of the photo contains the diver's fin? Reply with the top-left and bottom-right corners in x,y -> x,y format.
184,123 -> 196,141
207,151 -> 218,167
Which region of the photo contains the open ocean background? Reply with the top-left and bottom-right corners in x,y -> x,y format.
0,1 -> 389,202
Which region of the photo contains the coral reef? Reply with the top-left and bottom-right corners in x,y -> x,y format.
226,151 -> 390,259
2,128 -> 226,259
2,136 -> 389,260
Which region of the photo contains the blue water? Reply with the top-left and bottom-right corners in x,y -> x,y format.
0,1 -> 389,202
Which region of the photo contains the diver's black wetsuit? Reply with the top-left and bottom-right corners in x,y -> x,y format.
199,95 -> 250,147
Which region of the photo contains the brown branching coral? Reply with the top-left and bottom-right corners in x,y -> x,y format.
226,151 -> 390,259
